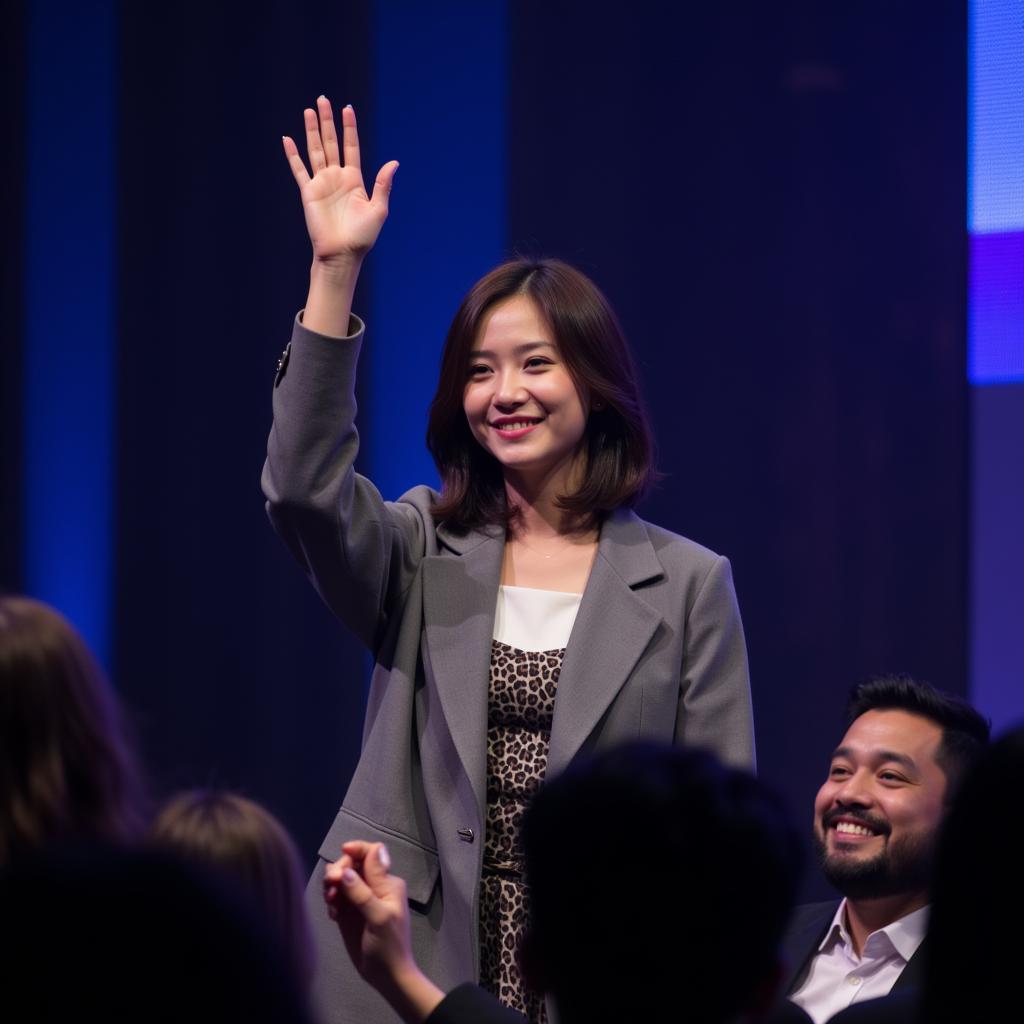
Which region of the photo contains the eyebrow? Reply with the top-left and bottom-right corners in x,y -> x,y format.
830,746 -> 919,773
468,341 -> 558,358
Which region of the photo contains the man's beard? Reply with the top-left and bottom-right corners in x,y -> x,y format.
813,810 -> 936,900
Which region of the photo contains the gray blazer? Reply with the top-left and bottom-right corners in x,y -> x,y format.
263,316 -> 756,1024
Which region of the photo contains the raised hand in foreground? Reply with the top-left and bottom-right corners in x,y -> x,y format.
323,841 -> 443,1024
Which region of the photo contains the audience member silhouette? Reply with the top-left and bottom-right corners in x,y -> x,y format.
920,722 -> 1023,1022
0,845 -> 314,1023
0,595 -> 147,866
325,742 -> 809,1024
150,788 -> 315,989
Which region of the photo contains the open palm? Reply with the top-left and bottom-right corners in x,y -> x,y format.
283,98 -> 398,262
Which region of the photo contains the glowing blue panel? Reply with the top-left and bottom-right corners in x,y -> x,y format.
969,0 -> 1024,234
968,0 -> 1024,384
969,0 -> 1024,727
969,231 -> 1024,383
368,2 -> 507,499
24,2 -> 115,666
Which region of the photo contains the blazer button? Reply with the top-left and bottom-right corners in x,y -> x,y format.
457,828 -> 474,843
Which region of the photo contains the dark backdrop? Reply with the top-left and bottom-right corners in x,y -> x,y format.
9,2 -> 966,897
506,3 -> 967,895
2,1 -> 26,589
113,0 -> 376,864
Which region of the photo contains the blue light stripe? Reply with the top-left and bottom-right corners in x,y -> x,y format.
968,0 -> 1024,234
968,0 -> 1024,385
969,231 -> 1024,385
367,1 -> 507,499
969,0 -> 1024,729
24,2 -> 116,665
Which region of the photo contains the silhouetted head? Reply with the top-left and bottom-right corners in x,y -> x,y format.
0,596 -> 147,865
150,789 -> 314,988
0,844 -> 313,1023
521,742 -> 801,1024
922,723 -> 1024,1023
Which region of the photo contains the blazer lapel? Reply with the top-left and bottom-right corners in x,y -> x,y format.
892,934 -> 928,991
547,509 -> 665,778
422,525 -> 504,818
781,903 -> 836,994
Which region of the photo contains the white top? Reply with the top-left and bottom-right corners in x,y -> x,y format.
492,585 -> 583,651
790,900 -> 930,1024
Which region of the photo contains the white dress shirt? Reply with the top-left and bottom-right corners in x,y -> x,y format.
790,900 -> 929,1024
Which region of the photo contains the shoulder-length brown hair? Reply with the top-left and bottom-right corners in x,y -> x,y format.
427,258 -> 656,532
0,596 -> 148,865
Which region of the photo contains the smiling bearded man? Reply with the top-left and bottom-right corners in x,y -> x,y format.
780,676 -> 989,1024
813,707 -> 945,902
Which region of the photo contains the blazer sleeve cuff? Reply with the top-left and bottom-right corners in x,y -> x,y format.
295,309 -> 365,342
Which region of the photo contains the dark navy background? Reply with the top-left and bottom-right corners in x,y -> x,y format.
7,2 -> 998,901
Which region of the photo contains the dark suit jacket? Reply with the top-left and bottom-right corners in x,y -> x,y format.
781,901 -> 928,997
264,315 -> 756,1024
426,983 -> 816,1024
828,989 -> 920,1024
426,984 -> 525,1024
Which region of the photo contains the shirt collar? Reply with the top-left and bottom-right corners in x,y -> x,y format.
818,899 -> 930,962
817,900 -> 852,953
876,903 -> 930,962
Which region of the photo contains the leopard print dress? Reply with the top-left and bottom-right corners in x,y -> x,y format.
478,639 -> 563,1024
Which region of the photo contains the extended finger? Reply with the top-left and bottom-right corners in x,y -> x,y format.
369,160 -> 399,215
281,136 -> 310,188
304,106 -> 326,173
341,104 -> 362,173
317,95 -> 340,166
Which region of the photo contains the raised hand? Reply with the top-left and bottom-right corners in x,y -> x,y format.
323,841 -> 444,1024
323,841 -> 411,985
283,98 -> 398,266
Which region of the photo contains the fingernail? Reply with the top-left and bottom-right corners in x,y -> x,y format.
378,844 -> 391,870
318,94 -> 327,101
345,103 -> 353,110
342,868 -> 357,885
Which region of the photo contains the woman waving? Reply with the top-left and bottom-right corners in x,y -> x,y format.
264,97 -> 754,1024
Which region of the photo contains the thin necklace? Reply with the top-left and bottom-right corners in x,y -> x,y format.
508,531 -> 596,560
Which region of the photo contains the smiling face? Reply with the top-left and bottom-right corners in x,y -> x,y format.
463,294 -> 589,491
812,709 -> 948,900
